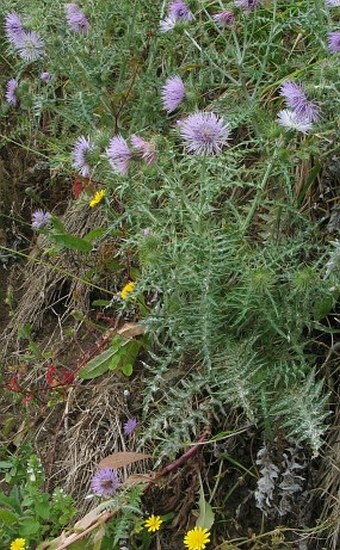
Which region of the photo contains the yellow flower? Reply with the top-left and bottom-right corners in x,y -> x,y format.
184,527 -> 211,550
144,514 -> 163,533
120,281 -> 136,300
10,539 -> 26,550
89,189 -> 105,207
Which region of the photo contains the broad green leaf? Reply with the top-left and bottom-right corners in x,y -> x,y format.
122,362 -> 133,377
91,299 -> 112,307
50,233 -> 93,253
0,461 -> 13,469
79,335 -> 143,379
0,487 -> 21,514
84,228 -> 106,241
196,475 -> 215,530
35,499 -> 50,519
78,347 -> 117,380
0,508 -> 18,525
50,215 -> 66,233
20,517 -> 40,536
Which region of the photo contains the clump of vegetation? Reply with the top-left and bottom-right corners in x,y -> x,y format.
0,0 -> 339,549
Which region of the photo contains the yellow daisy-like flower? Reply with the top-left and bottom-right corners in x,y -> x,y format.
144,514 -> 163,533
120,281 -> 136,300
184,527 -> 211,550
89,189 -> 105,207
10,539 -> 26,550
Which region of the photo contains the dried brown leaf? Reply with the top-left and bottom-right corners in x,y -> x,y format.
117,323 -> 145,339
98,451 -> 150,470
123,473 -> 155,488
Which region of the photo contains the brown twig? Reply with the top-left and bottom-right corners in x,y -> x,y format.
156,427 -> 211,479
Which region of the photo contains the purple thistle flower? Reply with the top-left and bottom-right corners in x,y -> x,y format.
65,3 -> 90,33
328,31 -> 340,53
32,210 -> 51,229
277,109 -> 313,135
235,0 -> 261,10
41,71 -> 52,83
213,11 -> 235,27
106,135 -> 132,175
160,0 -> 193,32
131,135 -> 157,165
160,16 -> 177,33
161,75 -> 186,114
72,136 -> 94,178
279,80 -> 319,123
4,12 -> 25,46
16,31 -> 44,62
123,417 -> 138,436
168,0 -> 194,21
5,79 -> 18,106
325,0 -> 340,6
178,111 -> 231,155
91,468 -> 120,496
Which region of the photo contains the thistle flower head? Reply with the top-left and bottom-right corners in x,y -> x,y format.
131,135 -> 157,165
235,0 -> 261,10
325,0 -> 340,6
144,515 -> 163,532
161,75 -> 186,113
160,16 -> 177,32
65,3 -> 90,33
5,79 -> 18,106
328,31 -> 340,53
168,0 -> 194,20
213,11 -> 235,27
32,210 -> 51,229
4,12 -> 25,45
91,468 -> 120,496
106,135 -> 131,175
279,80 -> 319,122
41,71 -> 52,83
178,111 -> 231,155
123,417 -> 138,436
72,136 -> 94,177
184,526 -> 211,550
16,31 -> 44,62
160,0 -> 193,32
277,109 -> 313,134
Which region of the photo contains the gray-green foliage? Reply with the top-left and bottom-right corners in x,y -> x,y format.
1,0 -> 339,457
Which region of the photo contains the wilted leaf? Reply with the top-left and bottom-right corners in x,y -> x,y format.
92,525 -> 106,550
72,502 -> 113,532
98,452 -> 150,470
123,473 -> 155,488
196,475 -> 215,530
117,323 -> 144,338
